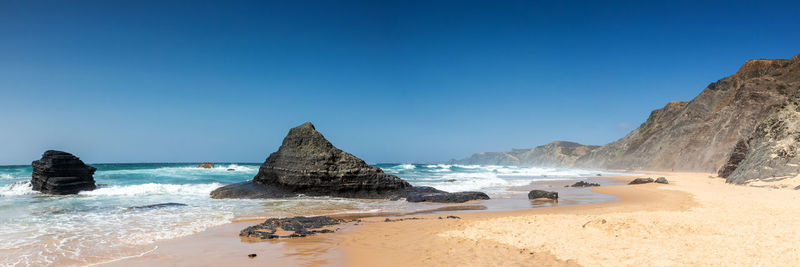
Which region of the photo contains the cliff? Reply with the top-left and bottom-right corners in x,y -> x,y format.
577,53 -> 800,172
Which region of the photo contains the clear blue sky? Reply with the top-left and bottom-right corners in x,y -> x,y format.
1,0 -> 798,165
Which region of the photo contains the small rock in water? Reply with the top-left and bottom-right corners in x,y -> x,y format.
570,181 -> 600,187
655,177 -> 669,184
227,168 -> 235,171
528,190 -> 558,200
596,173 -> 602,176
197,162 -> 214,168
248,254 -> 257,259
628,177 -> 655,185
128,203 -> 188,210
446,179 -> 457,182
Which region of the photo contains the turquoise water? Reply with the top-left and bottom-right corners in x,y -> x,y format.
0,163 -> 625,266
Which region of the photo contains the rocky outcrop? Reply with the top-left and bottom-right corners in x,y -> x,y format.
211,122 -> 489,203
628,178 -> 654,184
655,177 -> 669,184
197,162 -> 214,168
528,190 -> 558,200
31,150 -> 97,195
240,216 -> 347,239
577,54 -> 800,172
571,181 -> 600,187
450,141 -> 600,167
722,100 -> 800,184
405,187 -> 490,203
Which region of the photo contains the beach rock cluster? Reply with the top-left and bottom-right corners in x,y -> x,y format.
211,122 -> 489,203
528,190 -> 558,200
571,181 -> 600,187
240,216 -> 346,239
31,150 -> 97,195
629,177 -> 669,185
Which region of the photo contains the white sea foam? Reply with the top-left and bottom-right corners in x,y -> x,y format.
1,173 -> 17,179
399,163 -> 416,170
79,183 -> 223,197
0,181 -> 36,196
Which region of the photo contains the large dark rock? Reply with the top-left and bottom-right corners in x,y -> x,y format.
240,216 -> 346,239
405,186 -> 490,203
211,122 -> 489,203
528,190 -> 558,200
655,177 -> 669,184
31,150 -> 97,195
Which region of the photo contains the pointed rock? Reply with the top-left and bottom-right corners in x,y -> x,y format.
211,122 -> 488,203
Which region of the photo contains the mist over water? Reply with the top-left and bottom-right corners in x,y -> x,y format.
0,163 -> 624,266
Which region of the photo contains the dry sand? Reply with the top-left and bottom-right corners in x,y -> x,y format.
341,173 -> 800,266
104,173 -> 800,266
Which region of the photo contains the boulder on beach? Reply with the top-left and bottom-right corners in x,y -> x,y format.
655,177 -> 669,184
197,162 -> 215,168
629,177 -> 655,185
211,122 -> 489,203
31,150 -> 97,195
240,216 -> 347,239
405,186 -> 490,203
528,190 -> 558,200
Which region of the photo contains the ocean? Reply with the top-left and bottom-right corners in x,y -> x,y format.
0,163 -> 625,266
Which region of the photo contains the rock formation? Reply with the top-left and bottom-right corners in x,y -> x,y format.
211,122 -> 489,202
655,177 -> 669,184
628,178 -> 654,185
31,150 -> 97,195
197,162 -> 214,168
528,190 -> 558,200
722,99 -> 800,184
570,181 -> 600,187
240,216 -> 347,239
405,186 -> 490,203
450,141 -> 600,166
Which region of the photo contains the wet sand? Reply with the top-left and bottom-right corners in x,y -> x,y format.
104,172 -> 800,266
101,177 -> 624,266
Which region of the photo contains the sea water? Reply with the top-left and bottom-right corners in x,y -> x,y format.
0,163 -> 626,266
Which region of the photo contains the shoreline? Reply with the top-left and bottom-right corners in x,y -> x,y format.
103,172 -> 800,266
99,175 -> 636,266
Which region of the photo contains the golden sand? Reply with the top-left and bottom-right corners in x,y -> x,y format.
105,173 -> 800,266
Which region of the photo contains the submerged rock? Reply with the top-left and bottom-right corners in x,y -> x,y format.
197,162 -> 215,168
570,181 -> 600,187
211,122 -> 489,203
127,203 -> 188,210
31,150 -> 97,195
655,177 -> 669,184
628,177 -> 655,185
240,216 -> 346,239
405,186 -> 489,203
528,190 -> 558,200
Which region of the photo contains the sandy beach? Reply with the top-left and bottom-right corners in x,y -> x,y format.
102,172 -> 800,266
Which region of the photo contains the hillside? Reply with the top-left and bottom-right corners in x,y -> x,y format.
450,141 -> 600,167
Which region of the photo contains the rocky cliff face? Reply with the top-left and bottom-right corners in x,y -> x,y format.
722,100 -> 800,184
450,141 -> 600,167
31,150 -> 97,195
577,54 -> 800,172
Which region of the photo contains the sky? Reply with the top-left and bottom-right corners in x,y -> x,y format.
1,0 -> 799,165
